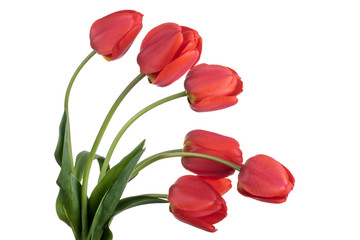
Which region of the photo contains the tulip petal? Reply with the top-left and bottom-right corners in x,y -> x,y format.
140,23 -> 181,50
182,147 -> 235,177
182,156 -> 235,177
230,70 -> 244,95
110,23 -> 142,60
171,211 -> 217,232
185,130 -> 240,150
176,28 -> 199,56
182,130 -> 243,177
200,177 -> 232,196
190,96 -> 238,112
237,184 -> 288,203
168,175 -> 223,211
180,26 -> 203,58
282,164 -> 296,187
185,65 -> 237,98
90,13 -> 134,56
199,207 -> 227,224
152,50 -> 199,87
238,155 -> 294,198
171,204 -> 222,218
137,24 -> 183,73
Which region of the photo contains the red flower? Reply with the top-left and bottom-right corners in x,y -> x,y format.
137,23 -> 202,87
237,154 -> 295,203
168,175 -> 230,232
182,130 -> 243,177
90,10 -> 143,61
184,64 -> 243,112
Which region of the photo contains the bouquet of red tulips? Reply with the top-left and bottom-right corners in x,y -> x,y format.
55,10 -> 295,240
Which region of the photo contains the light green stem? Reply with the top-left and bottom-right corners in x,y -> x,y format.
65,50 -> 96,110
81,73 -> 145,239
63,51 -> 96,175
139,194 -> 168,198
131,149 -> 242,179
99,91 -> 188,181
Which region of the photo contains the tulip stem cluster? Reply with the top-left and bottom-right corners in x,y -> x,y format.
81,73 -> 146,234
99,91 -> 188,180
131,149 -> 242,179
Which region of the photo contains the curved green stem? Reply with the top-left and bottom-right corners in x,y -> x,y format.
138,194 -> 168,198
129,150 -> 181,180
65,50 -> 96,110
81,73 -> 146,239
99,91 -> 187,181
61,50 -> 96,175
131,149 -> 241,179
112,194 -> 168,218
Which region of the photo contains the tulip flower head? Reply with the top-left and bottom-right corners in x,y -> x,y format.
137,23 -> 202,87
182,130 -> 243,178
237,154 -> 295,203
90,10 -> 143,61
168,175 -> 229,232
184,64 -> 243,112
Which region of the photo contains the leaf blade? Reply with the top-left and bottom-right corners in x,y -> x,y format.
88,140 -> 145,215
87,141 -> 145,240
74,151 -> 107,181
54,111 -> 80,238
56,192 -> 71,227
100,226 -> 113,240
54,111 -> 67,166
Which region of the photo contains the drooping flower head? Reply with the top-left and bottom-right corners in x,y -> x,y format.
168,175 -> 230,232
182,130 -> 243,177
237,154 -> 295,203
90,10 -> 143,61
185,64 -> 243,112
137,23 -> 202,87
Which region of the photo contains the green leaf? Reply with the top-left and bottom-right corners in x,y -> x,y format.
54,111 -> 74,173
88,140 -> 145,215
54,111 -> 68,166
57,174 -> 82,239
100,226 -> 113,240
87,141 -> 145,240
54,111 -> 81,238
74,151 -> 108,181
56,192 -> 70,227
113,195 -> 168,217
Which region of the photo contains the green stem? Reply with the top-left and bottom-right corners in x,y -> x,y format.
80,73 -> 146,239
65,50 -> 96,110
129,150 -> 181,180
131,149 -> 241,179
112,194 -> 168,218
138,194 -> 168,198
99,91 -> 188,181
62,50 -> 96,175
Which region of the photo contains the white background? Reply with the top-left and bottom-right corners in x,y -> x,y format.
1,0 -> 360,239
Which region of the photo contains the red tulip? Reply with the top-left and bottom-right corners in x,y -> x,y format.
182,130 -> 243,177
168,175 -> 229,232
237,154 -> 295,203
90,10 -> 143,61
137,23 -> 202,87
184,64 -> 243,112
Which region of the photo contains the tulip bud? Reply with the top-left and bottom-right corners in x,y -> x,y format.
137,23 -> 202,87
237,154 -> 295,203
90,10 -> 143,61
184,64 -> 243,112
168,175 -> 229,232
182,130 -> 243,177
